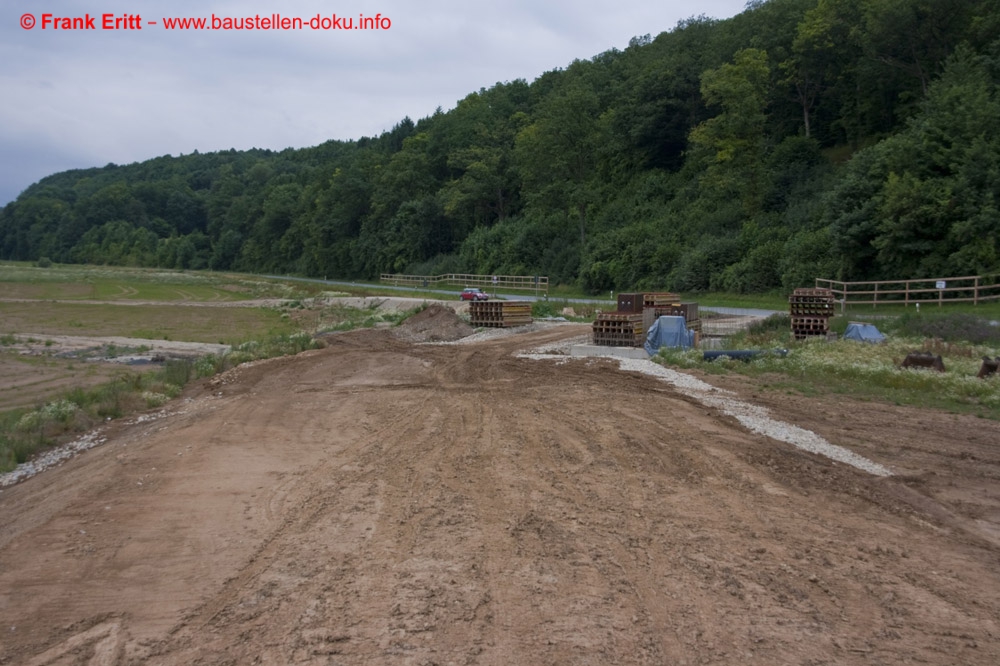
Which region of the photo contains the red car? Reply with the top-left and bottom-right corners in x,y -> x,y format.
459,288 -> 489,301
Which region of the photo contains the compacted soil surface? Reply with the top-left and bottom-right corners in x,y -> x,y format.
1,323 -> 999,665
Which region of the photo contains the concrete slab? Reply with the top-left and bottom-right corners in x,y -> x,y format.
570,344 -> 650,360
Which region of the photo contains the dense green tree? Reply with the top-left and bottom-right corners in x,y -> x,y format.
689,48 -> 772,217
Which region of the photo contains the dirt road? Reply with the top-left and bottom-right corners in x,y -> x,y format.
1,324 -> 999,665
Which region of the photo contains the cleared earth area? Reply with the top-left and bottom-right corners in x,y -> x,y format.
1,322 -> 999,665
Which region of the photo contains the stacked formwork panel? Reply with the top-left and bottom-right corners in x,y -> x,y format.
469,300 -> 533,328
616,293 -> 644,314
789,288 -> 835,340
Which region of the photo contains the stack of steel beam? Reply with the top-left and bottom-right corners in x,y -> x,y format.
469,300 -> 533,328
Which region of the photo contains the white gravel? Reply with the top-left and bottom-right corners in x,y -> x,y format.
519,348 -> 893,478
0,431 -> 108,488
0,409 -> 177,490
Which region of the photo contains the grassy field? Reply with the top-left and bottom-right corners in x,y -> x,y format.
0,263 -> 310,301
0,301 -> 299,344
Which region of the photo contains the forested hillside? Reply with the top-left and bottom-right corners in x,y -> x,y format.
2,0 -> 998,293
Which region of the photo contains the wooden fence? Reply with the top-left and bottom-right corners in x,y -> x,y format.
380,272 -> 549,295
815,274 -> 1000,308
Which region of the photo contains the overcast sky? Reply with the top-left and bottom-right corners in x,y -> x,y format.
2,0 -> 749,205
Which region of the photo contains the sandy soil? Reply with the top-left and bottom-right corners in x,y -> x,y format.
1,322 -> 999,665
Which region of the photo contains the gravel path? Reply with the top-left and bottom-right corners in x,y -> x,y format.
518,342 -> 892,477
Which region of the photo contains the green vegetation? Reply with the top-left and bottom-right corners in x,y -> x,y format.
0,301 -> 298,344
530,299 -> 602,321
2,1 -> 997,294
656,312 -> 1000,419
315,304 -> 413,333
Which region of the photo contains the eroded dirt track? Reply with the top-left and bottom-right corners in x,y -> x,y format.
1,325 -> 999,665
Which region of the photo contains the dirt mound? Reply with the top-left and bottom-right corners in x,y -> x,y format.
394,303 -> 473,342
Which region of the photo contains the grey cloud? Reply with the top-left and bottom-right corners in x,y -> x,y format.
2,0 -> 747,205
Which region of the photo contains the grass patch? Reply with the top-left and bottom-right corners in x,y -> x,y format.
839,300 -> 1000,319
696,292 -> 789,310
656,312 -> 1000,419
886,312 -> 1000,346
531,299 -> 601,320
0,262 -> 329,302
0,301 -> 299,344
314,302 -> 415,333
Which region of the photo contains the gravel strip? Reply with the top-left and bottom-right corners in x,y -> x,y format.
0,431 -> 108,489
0,409 -> 179,490
520,349 -> 893,477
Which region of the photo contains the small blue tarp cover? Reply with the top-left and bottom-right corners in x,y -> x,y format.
843,322 -> 885,343
645,316 -> 696,355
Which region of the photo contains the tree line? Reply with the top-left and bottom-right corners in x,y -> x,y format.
2,0 -> 998,293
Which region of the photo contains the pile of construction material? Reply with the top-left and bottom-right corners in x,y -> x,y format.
592,312 -> 646,347
789,288 -> 835,340
642,294 -> 702,336
592,292 -> 701,348
469,300 -> 533,328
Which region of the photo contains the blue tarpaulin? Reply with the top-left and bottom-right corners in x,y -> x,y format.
645,316 -> 696,355
843,322 -> 885,343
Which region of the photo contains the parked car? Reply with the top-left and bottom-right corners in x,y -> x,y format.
459,287 -> 489,301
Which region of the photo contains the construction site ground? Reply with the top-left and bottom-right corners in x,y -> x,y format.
1,313 -> 1000,665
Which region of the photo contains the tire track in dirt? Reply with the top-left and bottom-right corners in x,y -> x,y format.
2,326 -> 1000,664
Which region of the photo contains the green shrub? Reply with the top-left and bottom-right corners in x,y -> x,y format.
141,391 -> 170,408
194,355 -> 221,378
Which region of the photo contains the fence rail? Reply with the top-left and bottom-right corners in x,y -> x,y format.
380,272 -> 549,295
816,274 -> 1000,308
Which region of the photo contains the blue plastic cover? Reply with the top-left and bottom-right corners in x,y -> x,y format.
645,316 -> 695,354
843,322 -> 885,343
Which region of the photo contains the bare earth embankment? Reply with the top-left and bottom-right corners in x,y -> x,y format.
1,321 -> 999,665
